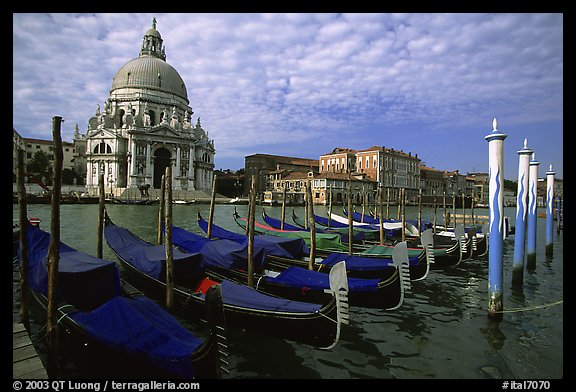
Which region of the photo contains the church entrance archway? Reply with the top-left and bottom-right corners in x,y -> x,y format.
153,148 -> 171,189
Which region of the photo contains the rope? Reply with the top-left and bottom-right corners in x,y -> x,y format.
316,310 -> 338,325
492,299 -> 563,314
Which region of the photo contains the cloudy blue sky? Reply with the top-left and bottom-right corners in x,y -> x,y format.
13,13 -> 563,180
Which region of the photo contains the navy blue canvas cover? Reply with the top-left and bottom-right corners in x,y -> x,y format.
104,223 -> 204,281
24,224 -> 120,311
199,239 -> 268,270
197,218 -> 246,243
319,253 -> 396,271
219,280 -> 321,313
184,219 -> 310,259
313,214 -> 349,228
69,295 -> 201,378
20,224 -> 203,378
266,266 -> 380,292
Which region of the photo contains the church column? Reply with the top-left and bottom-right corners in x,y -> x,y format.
174,145 -> 182,190
145,142 -> 151,183
189,145 -> 195,190
130,139 -> 137,175
176,145 -> 181,177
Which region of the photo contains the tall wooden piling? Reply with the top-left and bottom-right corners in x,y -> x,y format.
247,175 -> 256,287
526,153 -> 540,269
512,139 -> 532,286
327,185 -> 333,227
17,149 -> 29,329
432,190 -> 437,234
385,187 -> 390,220
401,188 -> 406,242
47,115 -> 64,377
461,193 -> 466,227
280,185 -> 287,230
484,118 -> 507,320
157,174 -> 165,244
207,174 -> 218,239
97,173 -> 105,259
378,186 -> 384,246
164,166 -> 174,310
545,165 -> 556,255
347,183 -> 353,255
417,188 -> 422,237
443,191 -> 447,229
306,180 -> 316,270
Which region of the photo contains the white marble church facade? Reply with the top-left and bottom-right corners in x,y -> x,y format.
77,19 -> 215,195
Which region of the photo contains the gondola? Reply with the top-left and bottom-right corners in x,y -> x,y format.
16,222 -> 225,379
200,212 -> 410,309
199,211 -> 429,283
292,209 -> 466,269
232,209 -> 433,281
103,211 -> 348,349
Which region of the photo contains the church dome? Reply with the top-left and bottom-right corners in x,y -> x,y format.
110,56 -> 188,101
109,18 -> 188,102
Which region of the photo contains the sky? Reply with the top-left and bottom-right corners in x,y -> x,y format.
13,13 -> 563,181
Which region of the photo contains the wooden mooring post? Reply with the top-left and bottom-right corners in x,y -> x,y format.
306,180 -> 316,270
247,175 -> 256,287
164,166 -> 174,310
280,185 -> 287,230
97,173 -> 105,259
17,149 -> 30,329
157,174 -> 166,244
484,118 -> 507,320
207,174 -> 217,239
347,182 -> 353,255
47,115 -> 64,376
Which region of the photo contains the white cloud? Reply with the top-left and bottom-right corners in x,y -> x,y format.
13,12 -> 563,179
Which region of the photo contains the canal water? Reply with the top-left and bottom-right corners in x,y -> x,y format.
12,203 -> 563,380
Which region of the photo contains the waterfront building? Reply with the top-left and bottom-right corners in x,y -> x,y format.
319,148 -> 356,174
76,19 -> 215,196
13,128 -> 77,183
244,153 -> 318,200
266,170 -> 375,205
319,145 -> 420,204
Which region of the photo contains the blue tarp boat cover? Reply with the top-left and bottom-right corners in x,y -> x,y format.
69,295 -> 201,378
266,266 -> 380,292
199,239 -> 268,270
219,280 -> 321,313
24,224 -> 120,311
319,253 -> 395,271
185,222 -> 310,260
104,223 -> 204,281
197,218 -> 246,243
21,224 -> 202,378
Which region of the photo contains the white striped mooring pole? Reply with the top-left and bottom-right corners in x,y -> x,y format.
485,118 -> 507,319
512,138 -> 532,286
526,152 -> 540,269
545,164 -> 556,255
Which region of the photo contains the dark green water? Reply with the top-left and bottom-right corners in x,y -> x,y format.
12,203 -> 563,379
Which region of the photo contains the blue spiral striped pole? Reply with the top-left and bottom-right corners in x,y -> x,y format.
545,164 -> 556,255
512,139 -> 532,286
485,118 -> 507,319
526,153 -> 540,269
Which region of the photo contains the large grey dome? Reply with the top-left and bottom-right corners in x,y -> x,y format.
110,55 -> 188,101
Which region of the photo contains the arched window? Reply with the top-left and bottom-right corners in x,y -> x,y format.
93,142 -> 112,154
